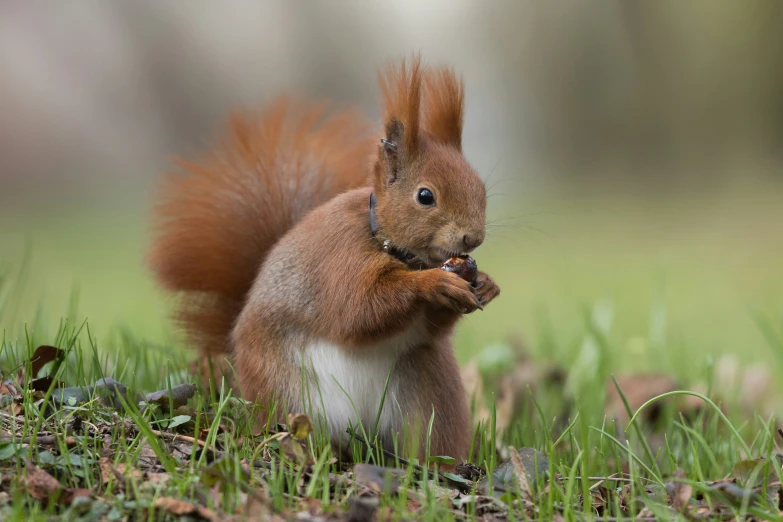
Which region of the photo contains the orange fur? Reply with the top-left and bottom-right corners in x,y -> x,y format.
423,67 -> 465,151
377,54 -> 423,157
148,97 -> 375,379
148,58 -> 500,460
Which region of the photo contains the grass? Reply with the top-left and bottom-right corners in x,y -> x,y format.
1,187 -> 783,519
2,309 -> 783,520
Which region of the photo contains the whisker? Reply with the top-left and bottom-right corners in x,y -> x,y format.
482,157 -> 503,189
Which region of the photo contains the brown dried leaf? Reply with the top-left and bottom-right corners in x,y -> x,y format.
25,463 -> 91,506
30,376 -> 58,393
671,468 -> 692,512
154,497 -> 215,521
495,376 -> 514,436
25,463 -> 61,501
0,380 -> 19,396
508,447 -> 533,500
353,463 -> 401,495
60,488 -> 92,505
30,345 -> 65,378
146,472 -> 170,486
115,462 -> 144,482
348,497 -> 379,522
242,491 -> 271,519
605,374 -> 680,423
99,457 -> 124,487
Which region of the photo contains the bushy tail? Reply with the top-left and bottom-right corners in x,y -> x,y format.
148,97 -> 374,367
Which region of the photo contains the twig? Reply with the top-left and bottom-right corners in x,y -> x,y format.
0,435 -> 76,446
149,429 -> 207,448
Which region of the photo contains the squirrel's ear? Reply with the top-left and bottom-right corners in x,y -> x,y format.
376,55 -> 423,188
380,118 -> 405,185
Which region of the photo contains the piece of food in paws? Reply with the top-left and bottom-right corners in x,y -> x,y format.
440,255 -> 478,284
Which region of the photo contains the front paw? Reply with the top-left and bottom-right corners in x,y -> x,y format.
472,271 -> 500,307
424,270 -> 483,314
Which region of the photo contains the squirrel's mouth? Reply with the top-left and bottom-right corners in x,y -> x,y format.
426,246 -> 468,266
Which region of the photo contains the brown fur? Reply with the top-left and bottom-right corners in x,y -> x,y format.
148,98 -> 374,381
423,67 -> 465,151
378,55 -> 423,158
148,57 -> 500,460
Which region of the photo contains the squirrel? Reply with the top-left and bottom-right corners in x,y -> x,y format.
148,55 -> 500,460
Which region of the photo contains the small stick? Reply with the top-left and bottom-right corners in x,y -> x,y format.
0,435 -> 76,447
149,429 -> 207,448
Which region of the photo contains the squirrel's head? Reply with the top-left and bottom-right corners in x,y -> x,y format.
372,56 -> 486,268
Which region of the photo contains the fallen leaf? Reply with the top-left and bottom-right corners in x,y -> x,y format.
25,463 -> 92,506
30,345 -> 65,378
99,458 -> 123,487
144,383 -> 197,411
146,472 -> 170,486
508,446 -> 534,500
353,463 -> 401,494
136,442 -> 158,463
244,491 -> 270,519
0,379 -> 19,396
495,376 -> 514,437
348,496 -> 378,522
154,497 -> 215,520
708,480 -> 756,506
287,413 -> 313,440
54,378 -> 129,410
199,423 -> 229,441
278,433 -> 314,465
25,463 -> 61,501
671,468 -> 692,512
464,337 -> 567,435
200,457 -> 251,489
482,447 -> 549,496
606,374 -> 693,424
732,456 -> 783,488
60,488 -> 92,505
30,376 -> 58,393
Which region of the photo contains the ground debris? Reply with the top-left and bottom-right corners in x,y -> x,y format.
24,463 -> 93,506
154,496 -> 216,520
2,343 -> 783,521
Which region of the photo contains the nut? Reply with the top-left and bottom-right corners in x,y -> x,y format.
440,255 -> 478,284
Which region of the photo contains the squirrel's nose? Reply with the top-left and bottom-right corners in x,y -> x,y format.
462,232 -> 484,250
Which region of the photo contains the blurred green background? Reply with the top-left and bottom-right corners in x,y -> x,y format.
1,1 -> 782,386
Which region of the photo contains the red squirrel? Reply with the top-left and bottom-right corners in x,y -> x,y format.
148,56 -> 500,460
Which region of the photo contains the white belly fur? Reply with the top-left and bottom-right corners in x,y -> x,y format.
295,318 -> 429,447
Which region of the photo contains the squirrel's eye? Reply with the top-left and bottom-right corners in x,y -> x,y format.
416,188 -> 435,206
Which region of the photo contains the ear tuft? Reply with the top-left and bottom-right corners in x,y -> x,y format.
378,54 -> 423,157
423,67 -> 465,151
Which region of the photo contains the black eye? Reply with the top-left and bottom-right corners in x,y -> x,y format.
416,188 -> 435,206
